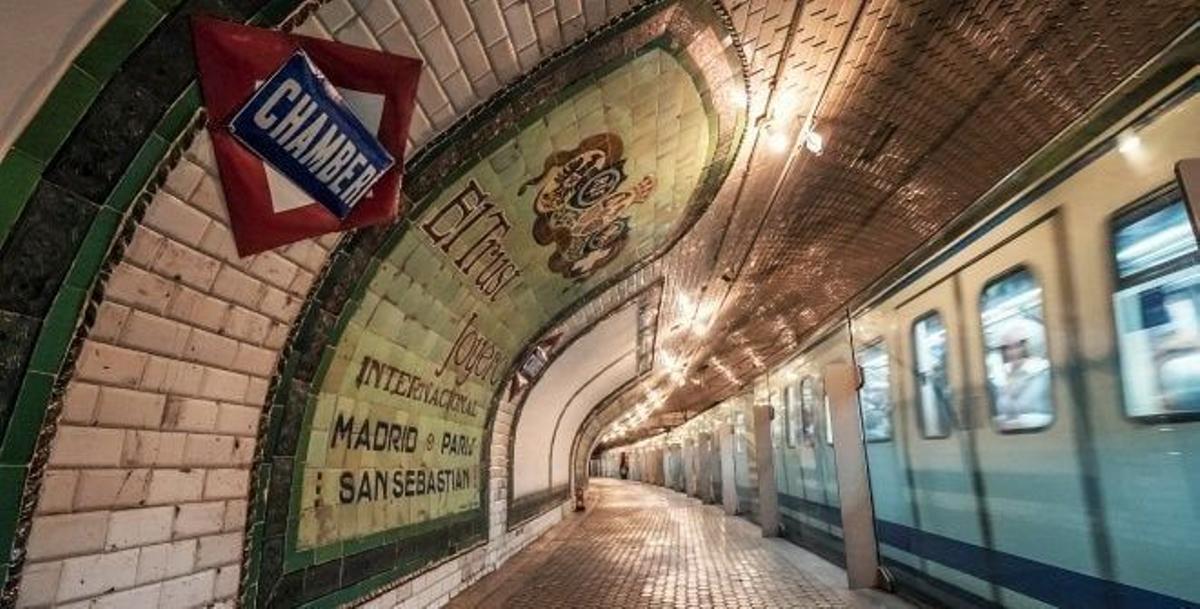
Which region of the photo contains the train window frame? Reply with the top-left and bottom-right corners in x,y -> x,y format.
783,383 -> 798,448
799,376 -> 816,447
912,310 -> 953,439
1107,188 -> 1200,424
856,339 -> 894,443
978,264 -> 1056,434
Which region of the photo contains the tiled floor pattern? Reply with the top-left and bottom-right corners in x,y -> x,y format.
456,479 -> 859,608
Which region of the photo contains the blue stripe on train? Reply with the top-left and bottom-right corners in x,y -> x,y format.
776,493 -> 1198,609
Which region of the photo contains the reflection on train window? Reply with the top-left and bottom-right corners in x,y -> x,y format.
980,267 -> 1054,432
734,410 -> 747,453
857,342 -> 893,441
823,395 -> 834,445
771,390 -> 785,445
1112,199 -> 1200,418
913,313 -> 953,438
784,384 -> 799,447
800,377 -> 816,446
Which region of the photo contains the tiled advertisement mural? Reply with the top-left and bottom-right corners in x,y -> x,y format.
254,1 -> 747,605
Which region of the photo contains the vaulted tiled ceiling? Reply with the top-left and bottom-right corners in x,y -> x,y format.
541,0 -> 1200,449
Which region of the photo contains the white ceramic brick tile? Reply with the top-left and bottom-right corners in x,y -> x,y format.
173,502 -> 226,539
211,266 -> 267,309
502,2 -> 537,53
433,0 -> 473,41
317,0 -> 357,32
420,26 -> 460,79
72,582 -> 164,609
146,469 -> 206,505
118,309 -> 189,359
377,16 -> 422,59
121,430 -> 187,468
15,559 -> 61,607
48,426 -> 125,468
221,499 -> 248,531
485,38 -> 520,82
158,570 -> 216,609
336,17 -> 382,50
353,0 -> 401,33
468,0 -> 508,46
104,264 -> 177,314
195,532 -> 241,568
55,549 -> 139,602
456,33 -> 491,83
36,470 -> 78,515
399,0 -> 441,38
232,342 -> 275,376
73,469 -> 151,511
105,505 -> 173,550
532,8 -> 561,52
26,511 -> 108,561
152,239 -> 222,291
204,468 -> 250,501
93,385 -> 167,429
214,563 -> 240,599
441,69 -> 476,113
162,158 -> 204,201
215,403 -> 258,436
125,226 -> 167,268
199,367 -> 251,403
60,381 -> 99,424
162,396 -> 218,432
142,190 -> 211,247
224,306 -> 271,345
136,538 -> 198,585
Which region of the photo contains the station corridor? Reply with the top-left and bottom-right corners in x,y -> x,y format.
2,0 -> 1199,608
449,479 -> 904,609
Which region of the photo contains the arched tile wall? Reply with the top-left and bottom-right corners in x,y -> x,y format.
2,1 -> 735,607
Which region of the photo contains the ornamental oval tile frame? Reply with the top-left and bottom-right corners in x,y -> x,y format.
249,1 -> 749,606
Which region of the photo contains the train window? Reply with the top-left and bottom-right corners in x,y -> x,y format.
857,342 -> 893,442
913,313 -> 953,438
1111,198 -> 1200,419
823,394 -> 834,445
784,383 -> 798,447
980,267 -> 1054,432
734,409 -> 747,453
799,377 -> 816,446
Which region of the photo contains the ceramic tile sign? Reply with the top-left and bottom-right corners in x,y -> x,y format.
191,17 -> 420,256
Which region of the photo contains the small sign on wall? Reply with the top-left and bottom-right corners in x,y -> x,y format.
191,17 -> 421,256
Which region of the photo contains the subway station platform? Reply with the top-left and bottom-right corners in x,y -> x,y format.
451,479 -> 906,609
1,1 -> 1198,608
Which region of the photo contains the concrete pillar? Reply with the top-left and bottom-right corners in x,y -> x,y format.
697,433 -> 714,503
753,404 -> 780,537
826,360 -> 880,590
718,423 -> 738,515
684,439 -> 699,497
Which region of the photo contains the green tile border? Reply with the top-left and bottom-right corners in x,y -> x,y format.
74,0 -> 166,83
0,150 -> 44,246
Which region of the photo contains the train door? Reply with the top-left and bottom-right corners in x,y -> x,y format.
958,215 -> 1100,607
893,281 -> 995,602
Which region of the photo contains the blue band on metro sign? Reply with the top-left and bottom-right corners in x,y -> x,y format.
229,51 -> 395,219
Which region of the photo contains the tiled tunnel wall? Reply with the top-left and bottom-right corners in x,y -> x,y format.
0,0 -> 761,607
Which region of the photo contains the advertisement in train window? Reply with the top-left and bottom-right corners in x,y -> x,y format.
1112,200 -> 1200,417
913,313 -> 953,438
980,268 -> 1054,431
799,378 -> 816,446
857,342 -> 893,441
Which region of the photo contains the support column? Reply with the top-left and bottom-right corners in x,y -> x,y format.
697,432 -> 715,503
684,439 -> 699,497
718,423 -> 738,514
825,360 -> 880,590
753,404 -> 780,537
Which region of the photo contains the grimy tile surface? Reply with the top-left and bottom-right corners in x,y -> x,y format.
452,479 -> 871,608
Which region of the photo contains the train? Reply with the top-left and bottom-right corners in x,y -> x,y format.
597,67 -> 1200,608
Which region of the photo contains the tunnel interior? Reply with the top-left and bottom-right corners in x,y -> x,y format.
0,1 -> 1197,608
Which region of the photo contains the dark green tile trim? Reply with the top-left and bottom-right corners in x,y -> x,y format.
75,0 -> 166,83
0,372 -> 53,465
0,465 -> 26,563
26,287 -> 87,375
0,150 -> 44,248
11,67 -> 101,164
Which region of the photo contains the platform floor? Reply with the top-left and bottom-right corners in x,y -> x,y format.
450,479 -> 913,608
